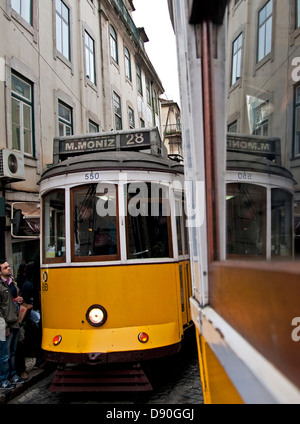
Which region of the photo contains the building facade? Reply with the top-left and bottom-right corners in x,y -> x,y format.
0,0 -> 164,275
227,0 -> 300,254
161,99 -> 183,158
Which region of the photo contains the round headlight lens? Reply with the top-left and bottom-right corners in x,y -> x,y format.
86,305 -> 107,327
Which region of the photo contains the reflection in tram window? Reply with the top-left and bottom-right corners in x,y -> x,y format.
226,184 -> 266,257
42,190 -> 65,261
126,183 -> 172,259
271,189 -> 293,258
71,184 -> 119,260
175,194 -> 189,256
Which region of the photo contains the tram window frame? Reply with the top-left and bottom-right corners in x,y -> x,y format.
271,188 -> 293,259
175,192 -> 189,257
70,183 -> 120,262
226,183 -> 267,259
125,182 -> 173,260
42,189 -> 66,264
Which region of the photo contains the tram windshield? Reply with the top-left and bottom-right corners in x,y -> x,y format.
126,182 -> 172,259
71,184 -> 118,260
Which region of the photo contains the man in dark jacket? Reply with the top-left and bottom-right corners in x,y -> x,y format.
0,261 -> 25,389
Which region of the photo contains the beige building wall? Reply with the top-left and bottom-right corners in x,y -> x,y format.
0,0 -> 164,267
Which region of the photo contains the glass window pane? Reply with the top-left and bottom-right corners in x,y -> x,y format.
271,189 -> 293,258
61,2 -> 69,21
72,184 -> 118,259
12,74 -> 31,101
56,14 -> 62,53
265,18 -> 272,55
110,25 -> 118,62
258,26 -> 265,62
59,102 -> 71,122
43,190 -> 65,260
126,183 -> 171,259
23,128 -> 32,155
226,184 -> 266,257
56,0 -> 70,60
89,120 -> 99,133
22,0 -> 31,24
23,104 -> 32,154
266,0 -> 273,18
62,21 -> 69,58
11,0 -> 20,14
175,198 -> 183,256
55,0 -> 61,14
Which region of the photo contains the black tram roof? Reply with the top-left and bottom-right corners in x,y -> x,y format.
40,150 -> 184,181
227,152 -> 295,182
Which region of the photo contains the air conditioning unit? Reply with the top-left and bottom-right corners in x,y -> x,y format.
0,149 -> 25,181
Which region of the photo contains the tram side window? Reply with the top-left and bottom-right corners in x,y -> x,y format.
42,190 -> 65,261
175,194 -> 189,256
126,183 -> 172,259
71,184 -> 119,260
226,183 -> 266,257
271,189 -> 293,258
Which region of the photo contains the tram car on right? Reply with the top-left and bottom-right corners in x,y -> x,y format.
168,0 -> 300,403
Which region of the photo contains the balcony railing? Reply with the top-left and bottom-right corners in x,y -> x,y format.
111,0 -> 142,47
164,124 -> 182,136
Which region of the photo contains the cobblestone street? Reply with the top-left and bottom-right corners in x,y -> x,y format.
4,337 -> 203,405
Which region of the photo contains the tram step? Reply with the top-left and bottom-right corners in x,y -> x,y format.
49,367 -> 153,392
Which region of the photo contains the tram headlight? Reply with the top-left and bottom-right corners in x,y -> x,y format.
86,305 -> 107,327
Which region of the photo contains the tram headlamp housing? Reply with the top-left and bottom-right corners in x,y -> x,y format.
86,305 -> 107,327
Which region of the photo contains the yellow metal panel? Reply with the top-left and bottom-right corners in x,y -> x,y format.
196,329 -> 244,404
42,322 -> 179,353
41,262 -> 190,354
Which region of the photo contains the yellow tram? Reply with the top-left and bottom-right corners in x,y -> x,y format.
169,0 -> 300,404
39,128 -> 193,369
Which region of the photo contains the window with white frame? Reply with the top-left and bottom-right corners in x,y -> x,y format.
128,107 -> 135,128
231,33 -> 242,85
84,31 -> 95,84
58,101 -> 73,136
136,65 -> 143,95
55,0 -> 70,61
89,120 -> 99,133
113,92 -> 122,130
110,25 -> 118,63
257,0 -> 273,62
252,100 -> 269,136
11,72 -> 34,156
11,0 -> 32,25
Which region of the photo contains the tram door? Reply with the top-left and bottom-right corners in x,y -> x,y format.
178,262 -> 192,326
176,195 -> 192,326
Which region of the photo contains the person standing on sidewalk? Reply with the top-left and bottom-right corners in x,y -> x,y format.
0,261 -> 25,389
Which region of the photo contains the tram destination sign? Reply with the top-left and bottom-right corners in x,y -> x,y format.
227,134 -> 281,164
53,129 -> 155,163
